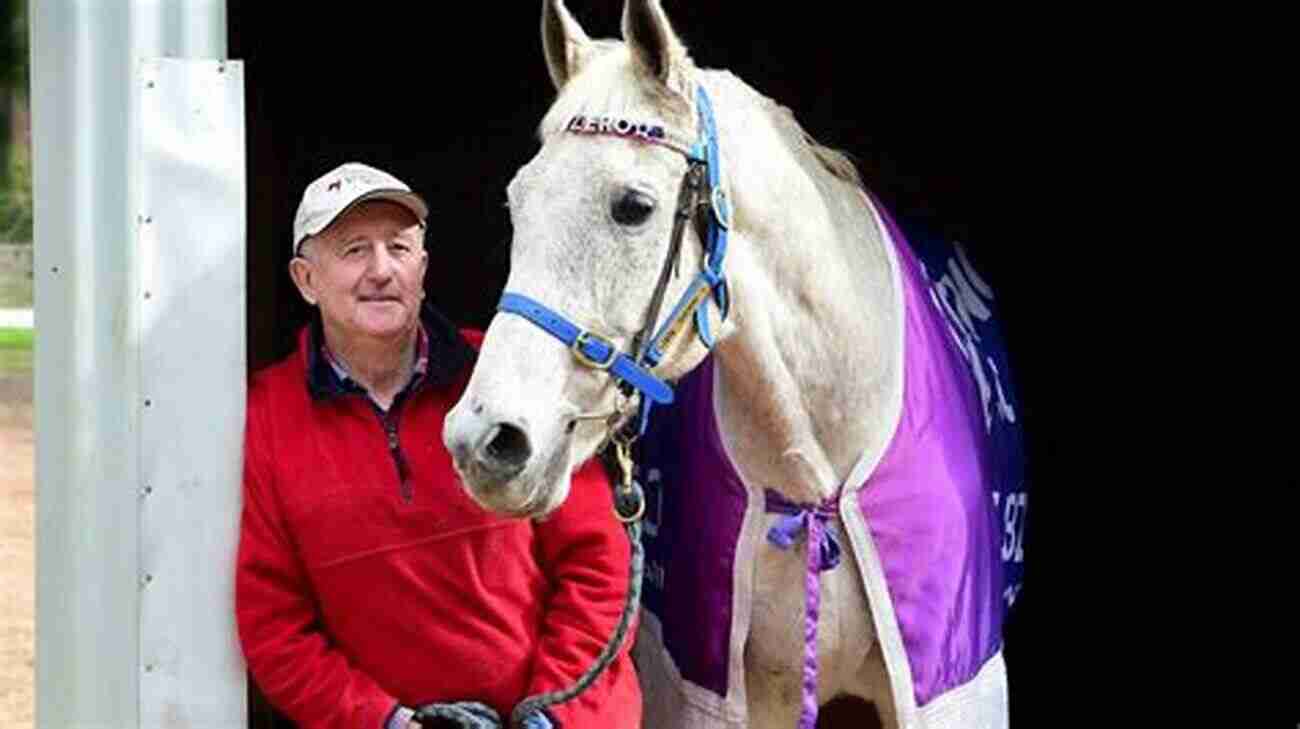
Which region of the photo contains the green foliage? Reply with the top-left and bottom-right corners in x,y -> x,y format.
0,326 -> 32,373
0,141 -> 30,241
1,0 -> 30,235
0,326 -> 32,350
0,0 -> 26,92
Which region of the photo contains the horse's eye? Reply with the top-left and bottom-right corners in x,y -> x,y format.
611,189 -> 656,226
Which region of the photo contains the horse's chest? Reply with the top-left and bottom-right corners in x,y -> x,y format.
746,514 -> 874,684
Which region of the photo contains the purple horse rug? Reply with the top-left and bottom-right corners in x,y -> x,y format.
631,194 -> 1028,729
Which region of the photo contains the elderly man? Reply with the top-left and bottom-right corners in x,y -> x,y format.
235,162 -> 641,729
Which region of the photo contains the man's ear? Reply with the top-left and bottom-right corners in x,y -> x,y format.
417,248 -> 429,300
289,255 -> 319,306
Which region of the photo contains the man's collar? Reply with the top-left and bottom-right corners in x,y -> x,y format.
305,303 -> 476,401
321,322 -> 430,387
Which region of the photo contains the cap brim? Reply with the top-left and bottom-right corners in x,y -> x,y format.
295,189 -> 429,253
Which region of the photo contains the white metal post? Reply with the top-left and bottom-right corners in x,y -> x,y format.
31,2 -> 246,727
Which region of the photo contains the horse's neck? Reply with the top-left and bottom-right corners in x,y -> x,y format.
705,74 -> 904,504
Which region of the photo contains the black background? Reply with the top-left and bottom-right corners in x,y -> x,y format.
230,2 -> 1076,726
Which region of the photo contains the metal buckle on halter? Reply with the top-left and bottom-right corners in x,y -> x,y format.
612,439 -> 646,523
572,331 -> 618,370
711,186 -> 731,230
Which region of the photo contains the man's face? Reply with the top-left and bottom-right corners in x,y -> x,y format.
290,200 -> 428,345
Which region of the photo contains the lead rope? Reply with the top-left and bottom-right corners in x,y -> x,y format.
508,439 -> 646,728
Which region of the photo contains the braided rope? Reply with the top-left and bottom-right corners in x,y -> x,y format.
509,520 -> 644,728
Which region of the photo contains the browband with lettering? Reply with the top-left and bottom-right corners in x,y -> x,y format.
565,114 -> 695,156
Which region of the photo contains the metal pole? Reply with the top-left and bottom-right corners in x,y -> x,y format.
31,2 -> 242,727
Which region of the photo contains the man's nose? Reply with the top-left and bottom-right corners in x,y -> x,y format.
365,245 -> 397,280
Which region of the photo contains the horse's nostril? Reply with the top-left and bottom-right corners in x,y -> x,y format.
482,422 -> 532,471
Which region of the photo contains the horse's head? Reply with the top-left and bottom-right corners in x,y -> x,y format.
444,0 -> 731,518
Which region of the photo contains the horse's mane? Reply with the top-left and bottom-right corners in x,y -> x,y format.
537,45 -> 864,193
711,69 -> 865,191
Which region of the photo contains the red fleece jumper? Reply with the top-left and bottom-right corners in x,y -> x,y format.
236,319 -> 640,729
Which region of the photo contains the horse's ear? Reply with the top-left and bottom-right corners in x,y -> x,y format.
622,0 -> 688,88
542,0 -> 594,90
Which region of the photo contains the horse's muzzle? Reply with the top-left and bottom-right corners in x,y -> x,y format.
445,400 -> 534,486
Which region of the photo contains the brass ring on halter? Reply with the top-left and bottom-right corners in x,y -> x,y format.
615,489 -> 646,523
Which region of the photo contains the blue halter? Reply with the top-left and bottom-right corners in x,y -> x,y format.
498,85 -> 731,436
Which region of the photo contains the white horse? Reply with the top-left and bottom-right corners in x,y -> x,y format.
444,2 -> 1018,728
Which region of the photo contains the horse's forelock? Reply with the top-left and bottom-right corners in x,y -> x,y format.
537,42 -> 696,144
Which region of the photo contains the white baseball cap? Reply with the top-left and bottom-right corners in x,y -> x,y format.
292,162 -> 429,255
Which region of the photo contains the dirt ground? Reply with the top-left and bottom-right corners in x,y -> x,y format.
0,373 -> 33,728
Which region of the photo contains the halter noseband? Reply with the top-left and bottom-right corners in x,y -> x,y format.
497,85 -> 732,438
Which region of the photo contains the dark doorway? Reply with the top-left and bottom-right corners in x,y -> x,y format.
229,3 -> 1058,727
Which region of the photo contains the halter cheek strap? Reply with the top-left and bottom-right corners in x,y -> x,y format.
641,86 -> 731,360
498,84 -> 731,437
689,86 -> 732,349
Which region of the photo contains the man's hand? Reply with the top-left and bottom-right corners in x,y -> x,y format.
517,710 -> 554,729
413,700 -> 502,729
407,706 -> 553,729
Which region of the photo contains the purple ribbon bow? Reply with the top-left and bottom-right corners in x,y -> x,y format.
764,489 -> 843,729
